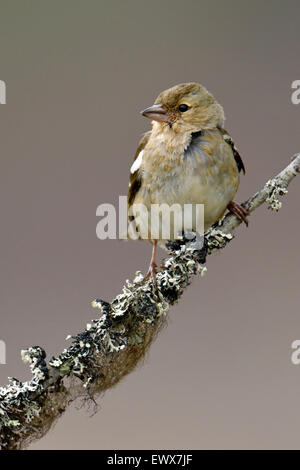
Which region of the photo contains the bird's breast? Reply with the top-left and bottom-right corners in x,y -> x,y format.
132,133 -> 239,237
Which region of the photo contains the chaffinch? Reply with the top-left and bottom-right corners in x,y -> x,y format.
128,82 -> 247,283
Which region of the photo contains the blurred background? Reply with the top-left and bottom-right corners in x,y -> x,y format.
0,0 -> 299,450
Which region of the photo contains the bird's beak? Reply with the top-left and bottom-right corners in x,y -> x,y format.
141,104 -> 169,123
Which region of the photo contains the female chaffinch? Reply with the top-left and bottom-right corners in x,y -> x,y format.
128,82 -> 247,283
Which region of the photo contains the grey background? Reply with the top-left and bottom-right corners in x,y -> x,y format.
0,0 -> 299,449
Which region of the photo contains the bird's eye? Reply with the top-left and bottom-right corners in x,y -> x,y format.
178,104 -> 189,112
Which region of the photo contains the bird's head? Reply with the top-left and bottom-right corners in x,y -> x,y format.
141,82 -> 225,134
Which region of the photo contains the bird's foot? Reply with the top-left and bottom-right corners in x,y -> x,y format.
227,201 -> 249,226
144,261 -> 157,286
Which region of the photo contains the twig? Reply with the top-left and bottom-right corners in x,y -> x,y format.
0,154 -> 299,450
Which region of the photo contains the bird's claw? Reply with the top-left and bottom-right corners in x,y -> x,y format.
143,262 -> 157,286
227,201 -> 249,226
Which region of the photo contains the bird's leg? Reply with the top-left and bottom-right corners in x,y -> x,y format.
144,240 -> 158,285
227,201 -> 249,226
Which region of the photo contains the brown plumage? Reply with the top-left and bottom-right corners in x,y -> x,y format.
127,83 -> 247,283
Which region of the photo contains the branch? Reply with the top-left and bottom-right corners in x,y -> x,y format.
0,154 -> 299,450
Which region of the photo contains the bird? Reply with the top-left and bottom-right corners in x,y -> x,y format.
127,82 -> 247,284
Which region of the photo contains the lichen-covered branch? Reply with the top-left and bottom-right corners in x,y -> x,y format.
0,154 -> 299,450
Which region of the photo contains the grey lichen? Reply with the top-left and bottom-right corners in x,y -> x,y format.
265,179 -> 288,211
0,346 -> 67,449
21,346 -> 49,382
206,228 -> 234,253
0,154 -> 299,450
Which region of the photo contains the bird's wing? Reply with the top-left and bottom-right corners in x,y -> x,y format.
128,131 -> 151,208
220,128 -> 245,174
